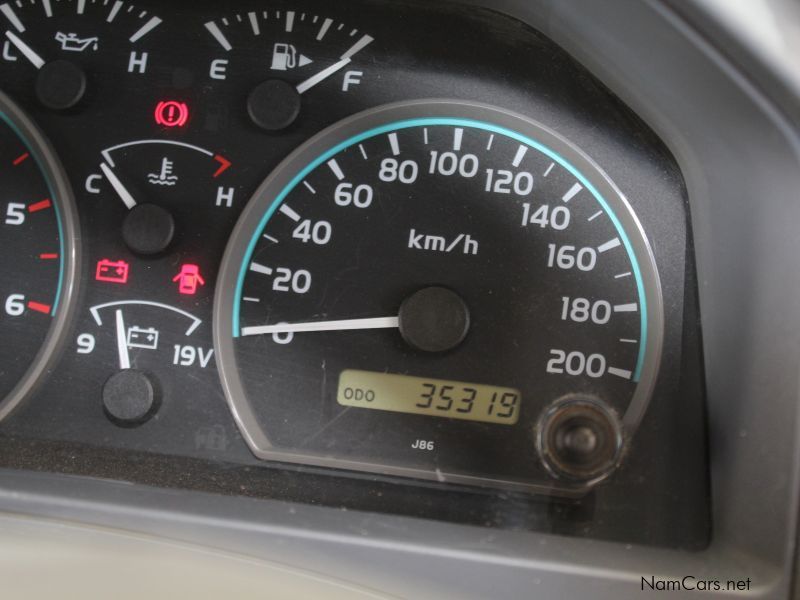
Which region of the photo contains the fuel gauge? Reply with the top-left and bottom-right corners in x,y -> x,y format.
201,8 -> 375,131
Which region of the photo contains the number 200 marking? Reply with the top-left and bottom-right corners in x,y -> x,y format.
546,350 -> 606,378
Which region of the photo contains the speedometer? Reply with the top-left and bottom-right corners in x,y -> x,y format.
214,100 -> 663,494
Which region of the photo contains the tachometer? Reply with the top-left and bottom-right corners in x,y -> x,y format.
0,90 -> 77,420
214,100 -> 663,494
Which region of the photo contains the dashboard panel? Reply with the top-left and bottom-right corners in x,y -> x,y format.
0,0 -> 708,551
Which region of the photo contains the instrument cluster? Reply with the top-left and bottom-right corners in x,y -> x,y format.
0,0 -> 707,546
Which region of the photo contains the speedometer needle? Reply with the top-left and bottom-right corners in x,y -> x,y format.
5,31 -> 45,69
115,309 -> 131,370
241,316 -> 399,337
295,57 -> 351,94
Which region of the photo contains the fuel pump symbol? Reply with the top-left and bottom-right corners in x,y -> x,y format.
270,43 -> 312,71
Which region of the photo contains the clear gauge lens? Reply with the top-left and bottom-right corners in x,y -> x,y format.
0,90 -> 77,420
214,100 -> 663,494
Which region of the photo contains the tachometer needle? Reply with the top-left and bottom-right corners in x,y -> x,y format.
115,309 -> 131,370
100,162 -> 137,209
5,31 -> 45,70
295,57 -> 351,94
241,316 -> 399,337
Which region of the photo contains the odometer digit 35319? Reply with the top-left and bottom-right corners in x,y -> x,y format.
214,100 -> 663,494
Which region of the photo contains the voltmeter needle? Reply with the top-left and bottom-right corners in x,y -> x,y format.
115,309 -> 131,370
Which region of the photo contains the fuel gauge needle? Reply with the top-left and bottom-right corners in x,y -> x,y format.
295,57 -> 351,94
115,309 -> 131,370
5,31 -> 44,69
101,162 -> 137,209
241,316 -> 399,337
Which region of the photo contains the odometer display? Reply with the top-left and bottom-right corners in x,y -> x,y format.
214,100 -> 663,494
337,370 -> 521,425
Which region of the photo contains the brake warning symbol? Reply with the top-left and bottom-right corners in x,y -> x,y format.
154,100 -> 189,127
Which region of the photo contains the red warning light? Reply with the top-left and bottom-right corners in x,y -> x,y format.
173,264 -> 205,295
155,100 -> 189,127
96,259 -> 130,284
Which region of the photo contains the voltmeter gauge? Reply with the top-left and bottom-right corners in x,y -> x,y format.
0,90 -> 78,420
214,100 -> 664,495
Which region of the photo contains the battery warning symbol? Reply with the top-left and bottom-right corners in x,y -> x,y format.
127,326 -> 159,350
96,259 -> 129,284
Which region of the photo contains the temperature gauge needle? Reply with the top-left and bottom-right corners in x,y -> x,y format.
115,309 -> 131,370
241,316 -> 399,337
295,57 -> 351,94
4,31 -> 44,69
100,162 -> 137,209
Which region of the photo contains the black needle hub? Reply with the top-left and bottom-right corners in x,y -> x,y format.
35,59 -> 87,111
122,203 -> 175,256
399,286 -> 470,353
102,369 -> 160,427
247,79 -> 301,131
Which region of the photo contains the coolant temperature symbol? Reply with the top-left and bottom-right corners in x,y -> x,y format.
173,264 -> 205,295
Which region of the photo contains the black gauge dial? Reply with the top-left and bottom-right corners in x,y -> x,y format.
202,7 -> 374,131
0,90 -> 77,420
214,101 -> 663,494
0,0 -> 165,110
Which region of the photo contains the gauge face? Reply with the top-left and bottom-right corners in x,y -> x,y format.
201,8 -> 374,132
0,0 -> 164,111
216,100 -> 664,494
0,90 -> 77,420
